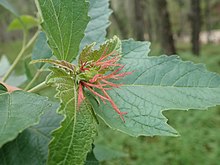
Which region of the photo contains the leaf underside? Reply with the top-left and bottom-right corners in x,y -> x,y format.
80,0 -> 112,51
91,39 -> 220,137
32,32 -> 53,69
36,0 -> 90,62
0,91 -> 53,147
47,67 -> 97,165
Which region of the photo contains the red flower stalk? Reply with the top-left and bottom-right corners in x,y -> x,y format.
77,49 -> 133,122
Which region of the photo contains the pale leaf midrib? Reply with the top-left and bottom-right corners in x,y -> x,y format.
62,84 -> 77,164
49,0 -> 64,58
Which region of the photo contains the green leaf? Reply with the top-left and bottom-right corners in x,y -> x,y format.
0,102 -> 62,165
85,144 -> 128,165
0,83 -> 8,93
0,91 -> 54,147
24,56 -> 34,80
80,0 -> 112,51
32,32 -> 53,69
85,144 -> 99,165
36,0 -> 90,62
93,145 -> 128,162
7,15 -> 39,31
32,0 -> 112,63
0,55 -> 10,76
0,0 -> 18,16
46,67 -> 97,165
91,39 -> 220,136
79,36 -> 121,64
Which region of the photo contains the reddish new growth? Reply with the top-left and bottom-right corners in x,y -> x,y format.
77,49 -> 132,122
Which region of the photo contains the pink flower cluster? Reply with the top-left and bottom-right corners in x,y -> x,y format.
77,49 -> 132,122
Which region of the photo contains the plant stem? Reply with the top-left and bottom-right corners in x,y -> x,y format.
28,81 -> 48,93
24,63 -> 48,91
24,68 -> 42,91
2,31 -> 39,82
22,30 -> 28,49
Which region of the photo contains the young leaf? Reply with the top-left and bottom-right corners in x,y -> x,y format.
0,102 -> 62,165
91,39 -> 220,136
0,91 -> 54,147
80,0 -> 112,51
79,35 -> 121,64
32,32 -> 53,69
46,67 -> 97,165
35,0 -> 90,62
7,15 -> 39,31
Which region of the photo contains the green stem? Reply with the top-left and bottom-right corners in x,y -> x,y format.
2,31 -> 39,82
24,64 -> 47,91
22,30 -> 28,48
28,81 -> 48,93
24,68 -> 43,91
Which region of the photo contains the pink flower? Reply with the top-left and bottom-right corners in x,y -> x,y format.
78,49 -> 133,122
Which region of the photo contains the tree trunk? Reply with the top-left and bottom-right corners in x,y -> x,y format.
190,0 -> 201,55
154,0 -> 176,55
145,0 -> 153,41
205,0 -> 211,43
134,0 -> 145,41
111,11 -> 129,39
176,0 -> 185,38
110,0 -> 130,39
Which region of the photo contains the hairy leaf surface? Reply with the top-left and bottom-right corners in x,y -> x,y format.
79,35 -> 121,64
91,39 -> 220,136
47,67 -> 97,165
0,91 -> 53,147
36,0 -> 90,62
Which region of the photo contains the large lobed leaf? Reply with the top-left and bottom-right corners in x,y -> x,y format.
35,0 -> 90,62
0,91 -> 54,147
34,0 -> 112,63
91,39 -> 220,136
46,67 -> 97,165
0,102 -> 62,165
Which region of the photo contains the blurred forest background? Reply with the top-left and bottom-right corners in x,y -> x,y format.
1,0 -> 220,164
